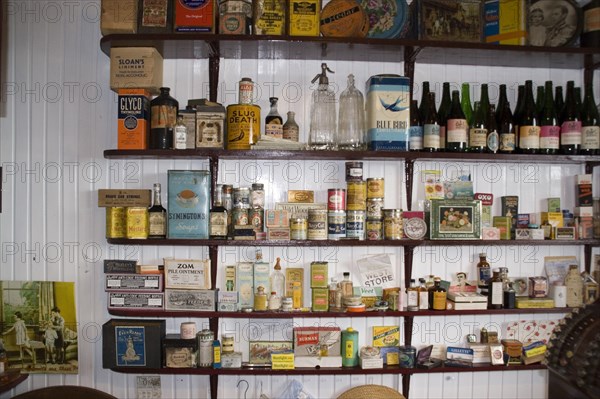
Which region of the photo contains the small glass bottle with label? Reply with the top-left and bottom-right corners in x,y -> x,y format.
418,278 -> 429,310
148,183 -> 166,239
174,115 -> 188,149
339,272 -> 354,299
565,264 -> 584,307
488,269 -> 504,309
265,97 -> 283,138
477,253 -> 491,293
406,279 -> 420,311
209,185 -> 228,240
283,111 -> 299,141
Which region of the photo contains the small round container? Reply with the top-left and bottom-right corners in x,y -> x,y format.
180,322 -> 197,340
232,207 -> 249,226
254,286 -> 267,311
383,209 -> 403,240
367,178 -> 385,198
366,218 -> 383,240
290,217 -> 308,240
308,209 -> 328,240
222,334 -> 235,354
250,183 -> 265,208
239,78 -> 254,104
328,188 -> 346,211
346,181 -> 367,211
399,345 -> 416,368
345,161 -> 363,182
366,197 -> 384,219
328,211 -> 347,240
233,187 -> 251,208
281,297 -> 293,312
346,210 -> 366,240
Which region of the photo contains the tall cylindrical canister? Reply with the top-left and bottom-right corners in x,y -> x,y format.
106,207 -> 126,238
197,329 -> 214,367
383,209 -> 403,240
328,211 -> 346,240
342,327 -> 359,367
227,78 -> 261,150
346,181 -> 367,211
308,209 -> 328,240
328,188 -> 346,211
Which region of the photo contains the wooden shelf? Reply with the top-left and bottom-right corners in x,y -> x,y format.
0,371 -> 28,394
107,307 -> 573,318
99,34 -> 600,70
110,363 -> 546,375
103,148 -> 600,164
106,237 -> 600,247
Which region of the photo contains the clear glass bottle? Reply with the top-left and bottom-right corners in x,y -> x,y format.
209,184 -> 228,240
148,183 -> 167,239
308,63 -> 337,150
282,111 -> 300,141
328,278 -> 339,309
338,74 -> 366,150
418,278 -> 429,310
150,87 -> 178,149
489,269 -> 504,309
270,257 -> 286,300
174,115 -> 187,149
339,272 -> 354,299
265,97 -> 283,138
430,277 -> 447,311
406,279 -> 419,311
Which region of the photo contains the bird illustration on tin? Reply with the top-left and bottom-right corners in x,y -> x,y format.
379,96 -> 408,112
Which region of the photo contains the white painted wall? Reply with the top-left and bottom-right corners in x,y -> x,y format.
1,1 -> 599,398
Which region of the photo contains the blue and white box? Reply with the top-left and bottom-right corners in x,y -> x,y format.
167,170 -> 210,239
366,75 -> 410,151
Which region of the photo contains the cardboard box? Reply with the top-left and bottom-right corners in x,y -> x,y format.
110,47 -> 163,94
100,0 -> 138,34
102,318 -> 165,369
108,292 -> 164,310
191,99 -> 226,148
366,75 -> 410,150
373,326 -> 400,347
105,274 -> 163,292
575,207 -> 594,217
311,288 -> 329,312
164,258 -> 211,290
225,265 -> 236,291
237,262 -> 254,308
288,0 -> 320,36
493,216 -> 511,240
138,0 -> 173,33
265,210 -> 290,228
104,259 -> 138,274
541,212 -> 564,228
484,0 -> 526,45
253,262 -> 271,295
310,262 -> 328,288
288,190 -> 314,203
577,174 -> 593,206
501,195 -> 518,238
285,268 -> 304,306
293,327 -> 341,356
117,88 -> 150,149
164,289 -> 216,311
98,189 -> 151,207
547,197 -> 561,213
294,356 -> 342,368
175,0 -> 216,32
275,202 -> 327,219
167,170 -> 210,239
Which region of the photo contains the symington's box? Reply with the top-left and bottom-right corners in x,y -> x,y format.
484,0 -> 526,45
366,75 -> 410,151
167,170 -> 210,239
174,0 -> 216,32
110,47 -> 163,94
118,89 -> 150,149
293,327 -> 341,356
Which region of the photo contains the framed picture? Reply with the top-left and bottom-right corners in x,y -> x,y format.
430,199 -> 482,240
102,319 -> 165,369
249,341 -> 293,365
419,0 -> 483,43
527,0 -> 582,47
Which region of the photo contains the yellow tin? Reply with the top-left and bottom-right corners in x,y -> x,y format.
367,178 -> 385,199
226,104 -> 261,150
106,207 -> 126,238
346,181 -> 367,211
126,207 -> 149,239
383,209 -> 403,240
288,0 -> 320,36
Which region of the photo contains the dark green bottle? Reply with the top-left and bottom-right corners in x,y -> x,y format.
560,81 -> 582,155
423,92 -> 442,152
446,90 -> 468,152
419,81 -> 430,121
409,100 -> 424,151
487,104 -> 499,153
539,81 -> 560,155
518,80 -> 540,154
150,87 -> 179,150
461,83 -> 473,126
555,86 -> 565,117
469,101 -> 487,153
496,84 -> 508,122
536,85 -> 545,116
580,83 -> 600,155
480,84 -> 491,122
438,83 -> 451,150
498,100 -> 515,153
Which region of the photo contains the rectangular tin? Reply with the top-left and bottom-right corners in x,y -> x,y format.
118,89 -> 150,149
366,75 -> 410,150
167,170 -> 210,239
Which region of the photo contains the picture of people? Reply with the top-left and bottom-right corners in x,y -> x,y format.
528,0 -> 581,47
0,281 -> 78,374
421,0 -> 482,42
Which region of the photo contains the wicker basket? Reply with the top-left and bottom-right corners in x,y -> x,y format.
337,384 -> 405,399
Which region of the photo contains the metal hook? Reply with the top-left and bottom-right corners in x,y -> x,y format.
237,379 -> 249,399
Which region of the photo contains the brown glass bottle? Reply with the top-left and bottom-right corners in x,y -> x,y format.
265,97 -> 283,137
488,269 -> 504,309
477,253 -> 491,292
210,184 -> 228,240
150,87 -> 179,149
148,183 -> 166,239
498,99 -> 516,153
430,277 -> 447,311
582,0 -> 600,47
